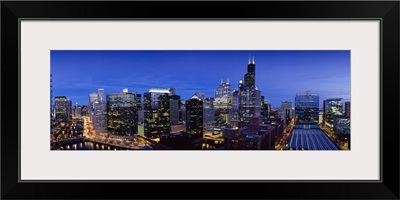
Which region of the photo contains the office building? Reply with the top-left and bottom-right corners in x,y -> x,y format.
143,88 -> 180,138
54,96 -> 72,122
324,98 -> 344,128
107,89 -> 139,136
214,80 -> 232,128
73,103 -> 82,118
93,100 -> 107,134
203,97 -> 215,131
294,90 -> 319,123
88,92 -> 99,121
98,88 -> 105,103
186,95 -> 204,140
231,90 -> 239,109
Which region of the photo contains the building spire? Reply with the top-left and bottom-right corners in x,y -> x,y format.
248,55 -> 251,64
252,56 -> 255,64
221,79 -> 223,84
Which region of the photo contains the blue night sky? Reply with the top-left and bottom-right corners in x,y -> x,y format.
51,50 -> 350,108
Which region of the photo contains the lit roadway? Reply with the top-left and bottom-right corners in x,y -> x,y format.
83,116 -> 150,150
203,136 -> 224,142
320,124 -> 349,150
275,118 -> 295,150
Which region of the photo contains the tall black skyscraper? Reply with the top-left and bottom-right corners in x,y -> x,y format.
244,57 -> 255,86
238,57 -> 261,126
186,95 -> 204,140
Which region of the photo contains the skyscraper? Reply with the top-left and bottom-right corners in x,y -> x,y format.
203,97 -> 215,131
214,80 -> 232,128
281,101 -> 293,126
215,80 -> 232,99
73,103 -> 82,118
143,88 -> 180,138
231,90 -> 239,109
261,99 -> 271,120
323,98 -> 344,128
107,89 -> 139,136
88,92 -> 99,121
98,88 -> 105,103
186,95 -> 204,139
294,91 -> 319,123
54,96 -> 72,122
238,57 -> 261,126
169,95 -> 181,125
93,100 -> 107,134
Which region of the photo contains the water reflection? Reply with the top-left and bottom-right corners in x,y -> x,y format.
54,141 -> 130,150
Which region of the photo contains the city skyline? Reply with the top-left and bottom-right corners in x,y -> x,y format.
51,50 -> 350,108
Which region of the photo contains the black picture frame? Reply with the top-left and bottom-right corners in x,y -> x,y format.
1,1 -> 399,199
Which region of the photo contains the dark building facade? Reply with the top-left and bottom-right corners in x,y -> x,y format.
223,117 -> 279,150
345,101 -> 351,117
143,88 -> 180,138
186,95 -> 204,140
106,90 -> 139,136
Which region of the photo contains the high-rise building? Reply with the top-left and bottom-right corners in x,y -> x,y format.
215,80 -> 232,99
231,90 -> 239,109
229,90 -> 240,127
88,92 -> 99,121
238,57 -> 261,126
54,96 -> 72,121
136,94 -> 142,111
186,95 -> 204,139
98,88 -> 105,103
261,99 -> 271,120
228,108 -> 239,127
179,100 -> 186,123
323,98 -> 344,128
107,89 -> 139,136
333,116 -> 350,135
81,106 -> 88,117
345,101 -> 351,117
143,88 -> 179,138
169,95 -> 180,125
281,101 -> 293,126
294,91 -> 319,123
73,103 -> 82,118
214,80 -> 232,128
93,100 -> 107,134
203,97 -> 215,131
